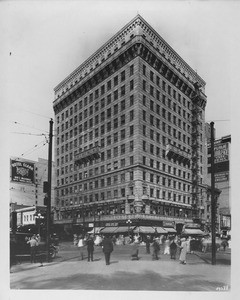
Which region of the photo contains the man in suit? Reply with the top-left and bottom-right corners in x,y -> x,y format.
86,235 -> 94,262
102,235 -> 114,265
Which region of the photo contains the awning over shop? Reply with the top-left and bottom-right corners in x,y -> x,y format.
100,227 -> 118,234
133,226 -> 156,234
182,228 -> 205,236
154,227 -> 168,234
114,226 -> 135,233
164,227 -> 177,233
88,227 -> 105,234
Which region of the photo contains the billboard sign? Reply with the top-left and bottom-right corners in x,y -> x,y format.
11,159 -> 35,184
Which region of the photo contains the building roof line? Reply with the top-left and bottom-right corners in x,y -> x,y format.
54,15 -> 205,96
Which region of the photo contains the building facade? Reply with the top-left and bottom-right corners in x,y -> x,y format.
53,15 -> 207,234
207,134 -> 231,236
10,157 -> 55,209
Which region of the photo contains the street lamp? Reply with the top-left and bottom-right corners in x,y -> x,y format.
126,219 -> 132,237
35,213 -> 44,236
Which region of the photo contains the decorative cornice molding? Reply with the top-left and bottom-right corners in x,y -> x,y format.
54,15 -> 206,99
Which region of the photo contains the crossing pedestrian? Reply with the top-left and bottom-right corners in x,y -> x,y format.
86,235 -> 94,262
102,235 -> 114,265
152,238 -> 160,260
77,235 -> 86,260
170,240 -> 177,259
179,238 -> 188,264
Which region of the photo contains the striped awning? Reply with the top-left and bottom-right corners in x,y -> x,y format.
164,227 -> 177,233
182,228 -> 205,235
114,226 -> 135,233
88,227 -> 104,234
100,227 -> 118,234
154,227 -> 168,234
133,226 -> 156,234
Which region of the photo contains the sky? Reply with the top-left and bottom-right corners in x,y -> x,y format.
1,0 -> 239,163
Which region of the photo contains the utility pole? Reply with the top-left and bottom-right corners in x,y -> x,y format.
210,121 -> 216,265
46,118 -> 53,262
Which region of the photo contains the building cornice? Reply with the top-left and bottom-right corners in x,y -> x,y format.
54,15 -> 205,99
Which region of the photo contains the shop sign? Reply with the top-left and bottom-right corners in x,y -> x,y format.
11,159 -> 35,184
215,172 -> 229,182
214,143 -> 229,163
163,221 -> 175,227
105,222 -> 118,227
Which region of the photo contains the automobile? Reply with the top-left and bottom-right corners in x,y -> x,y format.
201,237 -> 222,252
10,231 -> 58,264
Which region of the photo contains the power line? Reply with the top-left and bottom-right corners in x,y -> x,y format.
21,109 -> 53,120
206,119 -> 230,122
11,132 -> 47,137
11,121 -> 49,133
20,140 -> 47,157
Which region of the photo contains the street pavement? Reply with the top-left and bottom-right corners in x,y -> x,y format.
10,242 -> 231,291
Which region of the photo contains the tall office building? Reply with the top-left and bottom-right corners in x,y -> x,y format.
53,15 -> 207,234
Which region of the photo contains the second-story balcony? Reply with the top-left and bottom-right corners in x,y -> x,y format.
74,146 -> 100,165
166,144 -> 191,164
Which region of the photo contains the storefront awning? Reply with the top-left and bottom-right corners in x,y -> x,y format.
154,227 -> 168,234
133,226 -> 156,234
164,227 -> 177,233
100,227 -> 118,234
88,227 -> 105,234
182,228 -> 205,236
113,226 -> 135,233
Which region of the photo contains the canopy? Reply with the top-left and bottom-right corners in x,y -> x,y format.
88,227 -> 104,234
154,227 -> 168,234
182,228 -> 205,236
100,227 -> 118,234
133,226 -> 156,234
164,227 -> 177,234
114,226 -> 135,233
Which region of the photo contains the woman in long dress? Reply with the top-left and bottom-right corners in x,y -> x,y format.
179,238 -> 188,264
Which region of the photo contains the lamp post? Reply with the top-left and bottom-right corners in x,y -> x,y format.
126,219 -> 132,237
35,213 -> 44,236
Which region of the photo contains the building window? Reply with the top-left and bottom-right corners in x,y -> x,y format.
130,64 -> 134,76
143,80 -> 146,91
121,70 -> 125,81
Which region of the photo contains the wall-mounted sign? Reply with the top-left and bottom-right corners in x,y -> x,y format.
215,172 -> 229,183
11,159 -> 35,184
214,143 -> 229,163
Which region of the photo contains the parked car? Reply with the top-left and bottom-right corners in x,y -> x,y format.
201,237 -> 222,252
10,232 -> 58,264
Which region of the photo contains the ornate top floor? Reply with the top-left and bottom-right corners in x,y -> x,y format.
53,14 -> 206,100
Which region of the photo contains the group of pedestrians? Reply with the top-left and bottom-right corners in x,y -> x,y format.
145,235 -> 188,264
77,234 -> 114,265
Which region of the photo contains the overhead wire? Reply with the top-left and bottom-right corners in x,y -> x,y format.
11,121 -> 49,133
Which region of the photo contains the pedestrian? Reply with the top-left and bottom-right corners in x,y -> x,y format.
131,243 -> 139,260
86,235 -> 94,262
179,238 -> 188,264
77,235 -> 86,260
169,240 -> 177,259
152,238 -> 160,260
145,235 -> 151,254
27,234 -> 38,263
102,235 -> 114,265
164,237 -> 170,255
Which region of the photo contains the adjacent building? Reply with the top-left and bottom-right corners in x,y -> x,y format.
207,134 -> 231,236
10,157 -> 55,209
53,15 -> 208,235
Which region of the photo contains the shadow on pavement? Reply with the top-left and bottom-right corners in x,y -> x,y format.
11,270 -> 230,291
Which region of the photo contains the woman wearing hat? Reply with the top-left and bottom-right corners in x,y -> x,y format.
179,237 -> 188,264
